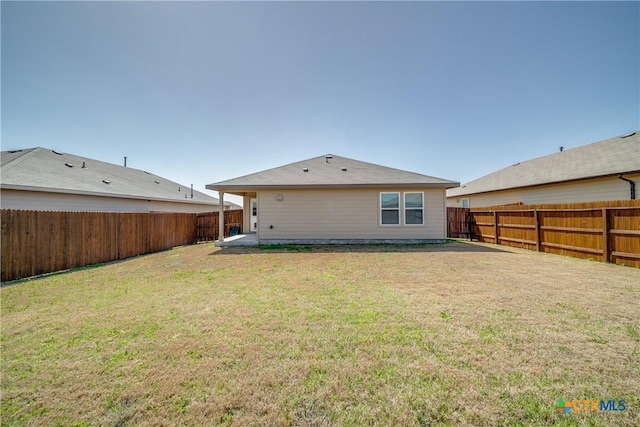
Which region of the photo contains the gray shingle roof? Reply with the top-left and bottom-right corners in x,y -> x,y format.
447,131 -> 640,197
1,147 -> 227,206
207,154 -> 459,193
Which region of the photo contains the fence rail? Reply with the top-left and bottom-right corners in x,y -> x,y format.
452,200 -> 640,267
1,209 -> 243,282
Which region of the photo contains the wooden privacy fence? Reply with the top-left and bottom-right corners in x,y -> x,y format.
1,209 -> 244,282
468,200 -> 640,267
196,209 -> 243,242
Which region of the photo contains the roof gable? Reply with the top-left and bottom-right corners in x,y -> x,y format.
207,154 -> 458,192
1,147 -> 225,205
447,131 -> 640,197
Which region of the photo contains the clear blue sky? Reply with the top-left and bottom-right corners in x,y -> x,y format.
2,1 -> 638,204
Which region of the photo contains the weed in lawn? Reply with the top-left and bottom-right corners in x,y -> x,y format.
174,396 -> 191,413
440,311 -> 454,321
143,322 -> 161,338
626,325 -> 640,341
587,335 -> 609,345
220,407 -> 237,424
479,325 -> 498,343
186,349 -> 204,360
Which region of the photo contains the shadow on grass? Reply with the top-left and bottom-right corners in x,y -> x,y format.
210,240 -> 515,256
1,248 -> 174,287
0,262 -> 109,288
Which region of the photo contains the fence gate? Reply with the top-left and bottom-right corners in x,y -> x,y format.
196,212 -> 217,242
447,207 -> 471,239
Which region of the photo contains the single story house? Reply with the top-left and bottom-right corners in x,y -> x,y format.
1,147 -> 237,213
206,154 -> 459,244
447,131 -> 640,208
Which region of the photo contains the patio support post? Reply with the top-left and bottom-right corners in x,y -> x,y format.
243,194 -> 251,232
218,191 -> 225,241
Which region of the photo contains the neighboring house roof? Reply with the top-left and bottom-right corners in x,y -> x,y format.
0,147 -> 231,206
207,154 -> 459,193
448,131 -> 640,197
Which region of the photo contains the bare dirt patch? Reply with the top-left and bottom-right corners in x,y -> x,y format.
2,241 -> 638,425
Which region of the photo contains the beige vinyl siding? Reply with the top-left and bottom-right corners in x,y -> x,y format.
447,174 -> 640,208
257,188 -> 446,240
0,189 -> 217,213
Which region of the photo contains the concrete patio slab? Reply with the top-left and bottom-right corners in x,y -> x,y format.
216,233 -> 259,247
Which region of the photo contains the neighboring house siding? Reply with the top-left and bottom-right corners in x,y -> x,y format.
257,188 -> 446,241
0,189 -> 217,213
447,174 -> 639,208
147,200 -> 218,213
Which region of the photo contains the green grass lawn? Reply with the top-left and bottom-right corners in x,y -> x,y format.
1,242 -> 639,426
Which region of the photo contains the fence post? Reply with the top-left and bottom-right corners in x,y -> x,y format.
115,212 -> 120,260
602,208 -> 609,263
534,209 -> 541,252
493,211 -> 499,245
147,213 -> 152,255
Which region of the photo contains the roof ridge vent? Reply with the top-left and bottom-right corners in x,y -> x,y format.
65,163 -> 74,168
621,131 -> 636,138
52,150 -> 64,155
325,155 -> 333,164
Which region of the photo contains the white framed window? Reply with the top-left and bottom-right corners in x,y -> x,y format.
404,192 -> 424,225
461,198 -> 469,208
380,192 -> 400,225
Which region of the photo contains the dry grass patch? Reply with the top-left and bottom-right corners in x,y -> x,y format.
1,241 -> 639,426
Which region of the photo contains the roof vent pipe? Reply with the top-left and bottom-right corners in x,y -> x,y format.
82,161 -> 86,168
124,156 -> 127,167
559,146 -> 563,152
617,174 -> 636,200
191,184 -> 193,199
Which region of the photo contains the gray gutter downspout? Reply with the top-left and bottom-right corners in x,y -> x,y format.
617,174 -> 636,199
